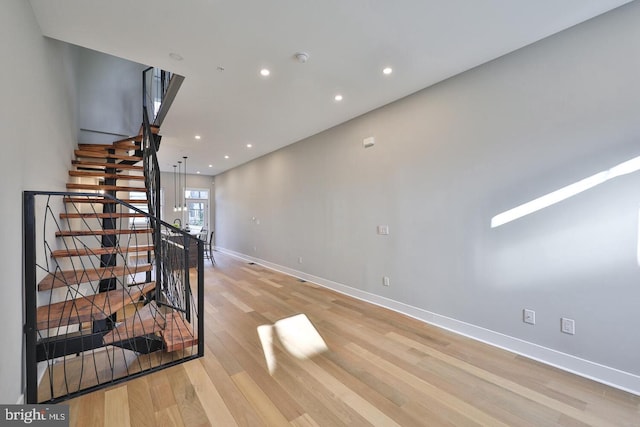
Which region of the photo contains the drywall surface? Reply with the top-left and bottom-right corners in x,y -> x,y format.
0,0 -> 77,403
215,1 -> 640,389
74,46 -> 147,143
160,171 -> 215,230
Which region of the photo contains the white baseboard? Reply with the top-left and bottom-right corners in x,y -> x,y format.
218,247 -> 640,396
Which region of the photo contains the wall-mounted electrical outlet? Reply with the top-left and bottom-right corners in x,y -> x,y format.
377,225 -> 390,235
561,318 -> 575,335
382,276 -> 390,287
523,309 -> 535,325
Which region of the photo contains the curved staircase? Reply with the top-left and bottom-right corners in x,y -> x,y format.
25,121 -> 201,403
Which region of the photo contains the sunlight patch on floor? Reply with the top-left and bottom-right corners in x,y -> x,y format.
257,313 -> 328,375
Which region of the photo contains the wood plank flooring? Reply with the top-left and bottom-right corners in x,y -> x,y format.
66,252 -> 640,426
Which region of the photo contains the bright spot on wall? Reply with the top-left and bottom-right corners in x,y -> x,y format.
491,155 -> 640,228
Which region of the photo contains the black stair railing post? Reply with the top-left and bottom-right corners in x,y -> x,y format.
197,238 -> 204,357
142,105 -> 163,303
23,191 -> 37,404
99,152 -> 118,294
183,232 -> 191,323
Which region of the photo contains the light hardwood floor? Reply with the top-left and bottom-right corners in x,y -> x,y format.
66,252 -> 640,426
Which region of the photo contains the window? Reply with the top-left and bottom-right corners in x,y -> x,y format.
185,189 -> 209,229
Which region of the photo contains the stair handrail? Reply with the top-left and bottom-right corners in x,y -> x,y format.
142,67 -> 184,127
23,190 -> 204,403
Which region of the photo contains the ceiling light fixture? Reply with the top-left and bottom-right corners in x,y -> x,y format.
224,155 -> 230,159
334,94 -> 343,102
195,135 -> 201,140
173,164 -> 178,212
383,67 -> 393,75
169,53 -> 183,61
260,68 -> 270,77
177,160 -> 182,211
208,164 -> 213,168
294,52 -> 309,63
183,156 -> 188,212
246,143 -> 253,148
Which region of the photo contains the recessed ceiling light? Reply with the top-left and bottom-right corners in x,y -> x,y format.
224,155 -> 229,159
246,143 -> 253,148
195,135 -> 201,140
260,68 -> 270,77
334,94 -> 343,102
197,171 -> 201,174
208,164 -> 213,168
169,53 -> 183,61
383,67 -> 393,75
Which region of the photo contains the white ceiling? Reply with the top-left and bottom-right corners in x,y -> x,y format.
29,0 -> 633,176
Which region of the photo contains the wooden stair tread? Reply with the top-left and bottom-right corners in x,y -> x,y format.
102,302 -> 165,345
66,183 -> 146,192
74,150 -> 142,161
51,244 -> 154,258
38,264 -> 153,290
162,312 -> 198,352
56,228 -> 152,237
76,143 -> 113,150
63,196 -> 142,204
138,124 -> 160,135
60,212 -> 147,219
69,170 -> 145,180
76,144 -> 137,154
72,160 -> 144,171
112,135 -> 143,145
36,282 -> 156,330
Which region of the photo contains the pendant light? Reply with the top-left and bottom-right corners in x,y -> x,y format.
177,160 -> 182,211
173,164 -> 178,212
183,156 -> 188,212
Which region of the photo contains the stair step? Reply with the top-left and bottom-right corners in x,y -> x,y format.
55,228 -> 152,237
63,197 -> 143,205
74,150 -> 142,161
77,143 -> 135,152
112,135 -> 143,146
102,302 -> 165,345
36,282 -> 156,330
51,244 -> 154,258
72,160 -> 144,171
76,143 -> 111,150
162,312 -> 198,352
60,212 -> 147,219
66,183 -> 146,192
113,142 -> 141,151
38,263 -> 153,290
138,124 -> 160,135
69,170 -> 145,181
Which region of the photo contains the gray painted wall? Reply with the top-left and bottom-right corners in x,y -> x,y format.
215,2 -> 640,390
160,171 -> 215,231
74,46 -> 147,144
0,0 -> 77,403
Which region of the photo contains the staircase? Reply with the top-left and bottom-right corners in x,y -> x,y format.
24,111 -> 203,403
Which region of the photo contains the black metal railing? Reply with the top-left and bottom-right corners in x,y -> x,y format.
23,191 -> 204,403
142,67 -> 170,123
142,67 -> 184,127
